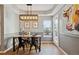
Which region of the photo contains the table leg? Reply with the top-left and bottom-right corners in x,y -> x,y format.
39,37 -> 41,52
13,37 -> 15,51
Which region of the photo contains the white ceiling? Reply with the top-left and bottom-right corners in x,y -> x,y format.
13,4 -> 54,11
4,4 -> 65,16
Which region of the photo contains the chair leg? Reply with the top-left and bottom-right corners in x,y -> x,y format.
26,43 -> 27,47
35,45 -> 38,53
22,46 -> 25,53
29,45 -> 32,53
26,43 -> 29,48
17,46 -> 19,54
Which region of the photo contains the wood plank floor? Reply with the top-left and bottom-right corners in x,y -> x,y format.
0,41 -> 64,55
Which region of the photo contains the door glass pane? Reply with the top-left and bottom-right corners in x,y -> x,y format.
43,20 -> 52,37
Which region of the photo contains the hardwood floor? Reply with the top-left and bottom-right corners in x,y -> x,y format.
0,41 -> 64,55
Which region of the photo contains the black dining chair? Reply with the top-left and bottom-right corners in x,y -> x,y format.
17,37 -> 26,53
29,36 -> 38,53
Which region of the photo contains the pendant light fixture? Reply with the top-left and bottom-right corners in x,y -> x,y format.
19,4 -> 38,21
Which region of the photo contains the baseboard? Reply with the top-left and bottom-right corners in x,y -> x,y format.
58,46 -> 68,55
0,43 -> 18,53
41,40 -> 53,44
0,46 -> 13,53
3,46 -> 13,53
54,43 -> 68,55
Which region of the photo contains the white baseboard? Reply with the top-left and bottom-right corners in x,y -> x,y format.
0,43 -> 18,53
0,46 -> 13,53
4,46 -> 13,53
54,43 -> 68,55
58,46 -> 68,55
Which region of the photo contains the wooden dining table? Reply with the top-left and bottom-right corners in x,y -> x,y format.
13,35 -> 41,52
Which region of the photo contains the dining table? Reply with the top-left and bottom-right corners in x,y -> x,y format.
13,34 -> 42,52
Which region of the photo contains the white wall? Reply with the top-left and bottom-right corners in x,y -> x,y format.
20,16 -> 52,33
4,5 -> 20,49
4,5 -> 20,35
3,5 -> 53,49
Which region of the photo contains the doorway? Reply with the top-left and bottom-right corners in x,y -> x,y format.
53,15 -> 59,46
43,19 -> 52,41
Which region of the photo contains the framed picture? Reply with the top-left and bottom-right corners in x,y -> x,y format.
25,21 -> 30,28
32,21 -> 38,28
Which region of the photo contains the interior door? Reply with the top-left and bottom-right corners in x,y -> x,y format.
53,15 -> 59,46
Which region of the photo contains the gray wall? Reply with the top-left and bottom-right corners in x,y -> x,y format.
59,34 -> 79,55
58,5 -> 79,55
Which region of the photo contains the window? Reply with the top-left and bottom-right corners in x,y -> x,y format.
43,20 -> 52,37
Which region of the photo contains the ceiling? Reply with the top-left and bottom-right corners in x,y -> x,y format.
12,4 -> 55,12
4,4 -> 65,16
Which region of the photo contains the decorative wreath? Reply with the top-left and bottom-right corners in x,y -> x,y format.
66,23 -> 73,31
63,11 -> 69,18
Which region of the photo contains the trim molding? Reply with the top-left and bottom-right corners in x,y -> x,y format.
54,43 -> 68,55
60,33 -> 79,38
0,46 -> 13,53
4,46 -> 13,53
0,43 -> 18,53
57,46 -> 68,55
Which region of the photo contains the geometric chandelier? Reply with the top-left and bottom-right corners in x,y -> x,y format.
19,4 -> 38,21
